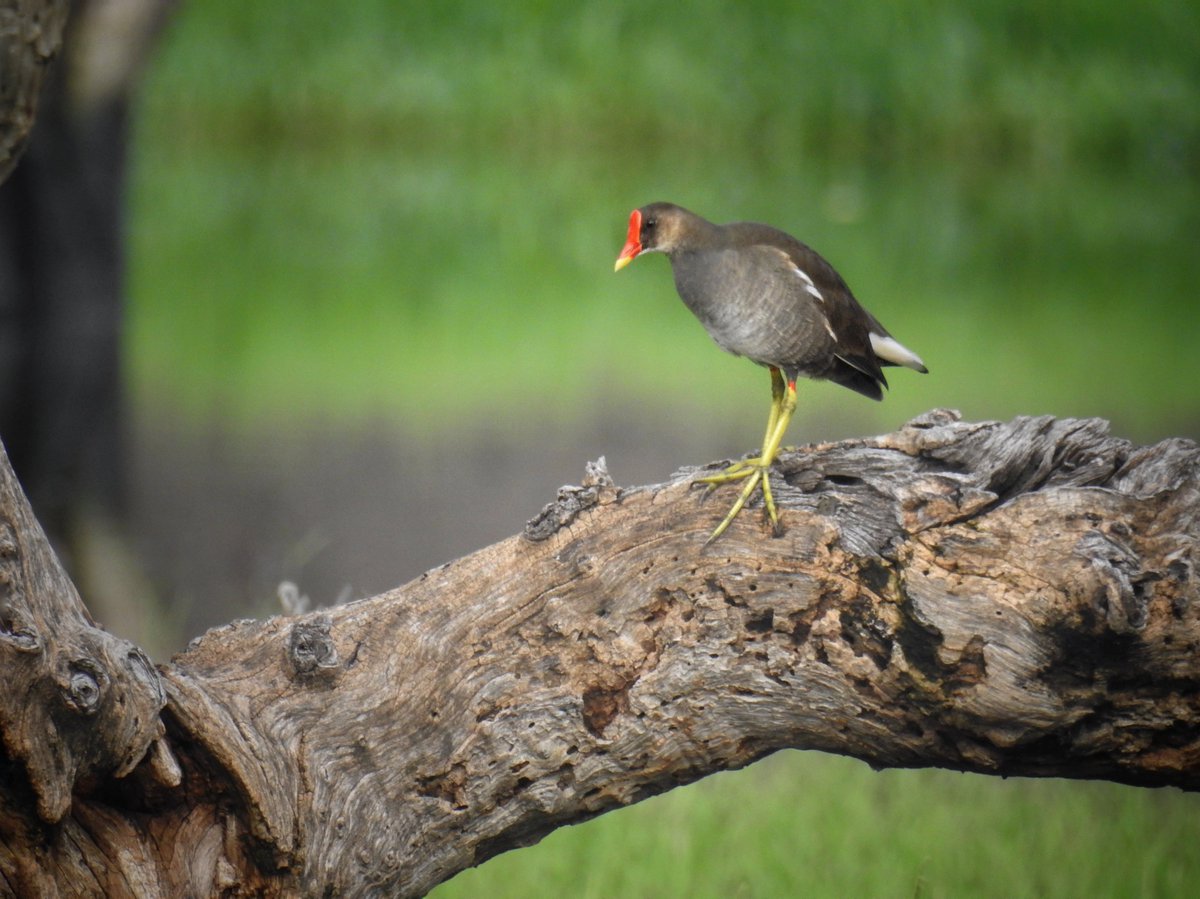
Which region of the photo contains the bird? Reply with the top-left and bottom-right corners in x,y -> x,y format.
614,201 -> 927,543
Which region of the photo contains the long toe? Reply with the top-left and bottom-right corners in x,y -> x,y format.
694,456 -> 767,486
706,470 -> 764,544
760,467 -> 780,531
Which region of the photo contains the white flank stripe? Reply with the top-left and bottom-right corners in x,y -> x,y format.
870,333 -> 926,371
790,265 -> 824,302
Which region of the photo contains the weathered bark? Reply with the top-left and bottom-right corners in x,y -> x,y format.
0,410 -> 1196,896
0,0 -> 69,183
0,434 -> 177,893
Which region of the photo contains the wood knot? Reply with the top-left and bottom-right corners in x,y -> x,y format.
288,616 -> 340,678
60,659 -> 106,715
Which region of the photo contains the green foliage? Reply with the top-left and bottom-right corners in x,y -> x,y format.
128,0 -> 1200,440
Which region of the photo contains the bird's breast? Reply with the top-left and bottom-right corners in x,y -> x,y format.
670,249 -> 834,371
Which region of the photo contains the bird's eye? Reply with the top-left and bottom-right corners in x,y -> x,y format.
645,217 -> 657,230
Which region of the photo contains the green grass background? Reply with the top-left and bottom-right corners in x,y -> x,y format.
126,0 -> 1200,894
436,752 -> 1197,898
130,0 -> 1200,441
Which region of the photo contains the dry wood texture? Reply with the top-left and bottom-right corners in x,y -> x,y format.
0,410 -> 1198,897
0,0 -> 69,183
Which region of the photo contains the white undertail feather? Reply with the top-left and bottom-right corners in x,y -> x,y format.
869,333 -> 926,371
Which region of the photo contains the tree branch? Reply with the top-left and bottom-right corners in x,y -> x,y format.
0,0 -> 70,184
1,410 -> 1197,896
0,440 -> 173,825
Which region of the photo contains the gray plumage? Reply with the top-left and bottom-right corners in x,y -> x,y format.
630,202 -> 927,399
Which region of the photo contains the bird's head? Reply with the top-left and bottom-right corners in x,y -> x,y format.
613,202 -> 691,271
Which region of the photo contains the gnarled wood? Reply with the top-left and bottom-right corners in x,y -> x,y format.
0,411 -> 1197,896
0,0 -> 69,183
0,441 -> 172,825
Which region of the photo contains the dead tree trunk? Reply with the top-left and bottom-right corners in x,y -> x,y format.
0,0 -> 70,184
0,410 -> 1196,896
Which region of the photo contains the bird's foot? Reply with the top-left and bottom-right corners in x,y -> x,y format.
696,461 -> 783,545
694,456 -> 767,486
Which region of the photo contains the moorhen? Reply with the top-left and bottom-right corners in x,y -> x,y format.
614,201 -> 927,543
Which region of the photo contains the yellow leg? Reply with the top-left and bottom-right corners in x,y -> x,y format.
758,368 -> 787,533
762,366 -> 785,452
761,378 -> 798,473
701,374 -> 798,544
695,367 -> 786,486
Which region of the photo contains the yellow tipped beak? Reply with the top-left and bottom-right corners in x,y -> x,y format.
614,208 -> 643,272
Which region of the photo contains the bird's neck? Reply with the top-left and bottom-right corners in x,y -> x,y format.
665,217 -> 723,257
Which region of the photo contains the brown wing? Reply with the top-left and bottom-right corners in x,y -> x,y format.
729,224 -> 889,400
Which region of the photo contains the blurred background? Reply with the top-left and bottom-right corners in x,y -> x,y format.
1,0 -> 1198,895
